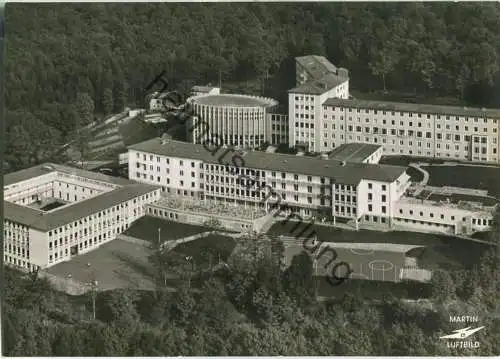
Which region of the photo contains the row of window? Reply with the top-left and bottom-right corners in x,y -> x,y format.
323,114 -> 498,130
47,199 -> 150,237
4,244 -> 29,259
294,113 -> 315,120
367,204 -> 387,214
327,106 -> 498,123
398,209 -> 492,225
294,104 -> 315,111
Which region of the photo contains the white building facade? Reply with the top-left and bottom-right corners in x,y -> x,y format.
187,93 -> 278,149
321,99 -> 500,163
128,138 -> 495,235
128,139 -> 409,227
3,164 -> 161,271
288,74 -> 349,152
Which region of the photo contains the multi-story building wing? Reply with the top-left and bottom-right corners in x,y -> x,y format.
295,55 -> 341,86
267,113 -> 289,145
322,98 -> 500,163
3,164 -> 161,270
289,56 -> 349,152
128,138 -> 410,228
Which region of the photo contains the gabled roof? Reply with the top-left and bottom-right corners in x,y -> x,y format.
128,138 -> 407,185
323,98 -> 500,120
296,55 -> 338,80
4,164 -> 160,231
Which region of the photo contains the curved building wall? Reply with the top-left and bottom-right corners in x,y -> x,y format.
188,94 -> 278,149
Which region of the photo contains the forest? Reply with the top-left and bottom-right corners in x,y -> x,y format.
2,233 -> 500,356
3,2 -> 500,355
4,2 -> 500,171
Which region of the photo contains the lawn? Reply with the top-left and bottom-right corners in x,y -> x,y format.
404,166 -> 424,182
174,234 -> 237,269
423,165 -> 500,198
118,118 -> 164,147
123,216 -> 212,242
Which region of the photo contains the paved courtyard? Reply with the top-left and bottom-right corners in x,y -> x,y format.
45,239 -> 158,292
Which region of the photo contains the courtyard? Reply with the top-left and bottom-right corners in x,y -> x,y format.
45,239 -> 157,292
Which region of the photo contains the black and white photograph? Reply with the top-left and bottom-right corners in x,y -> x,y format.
2,1 -> 500,357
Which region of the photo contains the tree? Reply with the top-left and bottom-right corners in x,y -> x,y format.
453,269 -> 477,300
430,269 -> 456,303
283,251 -> 315,305
102,88 -> 114,115
75,92 -> 95,125
74,129 -> 92,165
369,44 -> 399,93
478,246 -> 500,293
203,217 -> 222,231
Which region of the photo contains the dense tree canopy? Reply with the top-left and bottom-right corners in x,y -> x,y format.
3,235 -> 500,356
4,2 -> 500,356
5,3 -> 500,170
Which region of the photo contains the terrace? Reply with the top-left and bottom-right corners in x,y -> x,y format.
155,194 -> 267,220
400,196 -> 497,212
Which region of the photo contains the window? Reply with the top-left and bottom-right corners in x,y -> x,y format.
368,204 -> 373,212
368,183 -> 372,189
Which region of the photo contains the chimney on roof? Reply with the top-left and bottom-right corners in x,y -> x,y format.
341,161 -> 346,167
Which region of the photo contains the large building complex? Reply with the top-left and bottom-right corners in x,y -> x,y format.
3,164 -> 161,271
287,55 -> 500,164
322,98 -> 500,162
128,138 -> 409,229
187,93 -> 278,149
128,138 -> 495,236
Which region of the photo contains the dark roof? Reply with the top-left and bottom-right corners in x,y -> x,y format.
329,143 -> 382,163
192,94 -> 277,108
296,55 -> 337,80
323,98 -> 500,119
4,164 -> 160,231
4,163 -> 131,187
289,72 -> 348,95
129,138 -> 407,185
191,85 -> 219,92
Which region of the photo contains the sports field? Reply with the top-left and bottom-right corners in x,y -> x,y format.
269,221 -> 491,271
